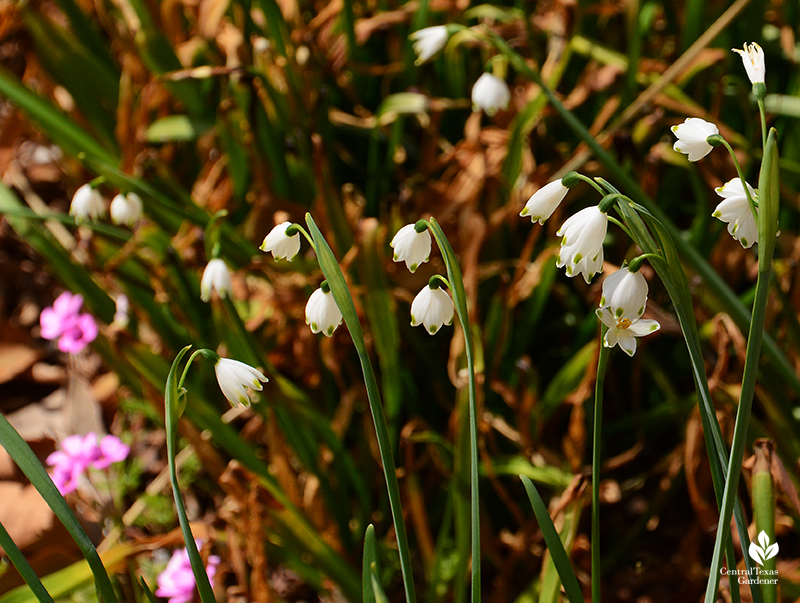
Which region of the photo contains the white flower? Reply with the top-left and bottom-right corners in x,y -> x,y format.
556,206 -> 608,283
733,43 -> 765,85
260,222 -> 301,261
69,184 -> 105,221
596,307 -> 660,357
305,287 -> 343,336
390,224 -> 431,272
410,285 -> 454,335
599,267 -> 649,321
671,118 -> 719,162
109,192 -> 143,226
713,178 -> 758,248
471,73 -> 511,116
409,26 -> 449,65
113,294 -> 130,328
520,180 -> 569,224
214,357 -> 268,407
200,258 -> 232,302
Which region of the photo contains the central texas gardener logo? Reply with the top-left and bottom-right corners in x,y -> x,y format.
749,531 -> 779,566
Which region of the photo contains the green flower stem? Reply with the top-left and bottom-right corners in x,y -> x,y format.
426,218 -> 481,603
592,332 -> 611,603
305,214 -> 416,603
572,173 -> 606,196
0,519 -> 56,603
752,440 -> 777,603
487,30 -> 800,411
758,100 -> 768,148
165,346 -> 217,603
704,128 -> 780,603
714,137 -> 758,218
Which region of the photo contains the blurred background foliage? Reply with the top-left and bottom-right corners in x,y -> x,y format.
0,0 -> 799,600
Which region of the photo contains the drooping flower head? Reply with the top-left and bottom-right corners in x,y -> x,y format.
69,184 -> 105,222
410,282 -> 454,335
409,26 -> 449,65
305,283 -> 343,336
671,118 -> 719,162
109,192 -> 143,226
713,178 -> 759,248
471,73 -> 511,116
520,179 -> 570,225
155,545 -> 220,603
390,223 -> 431,273
200,258 -> 232,302
733,43 -> 765,85
596,265 -> 660,356
599,267 -> 649,321
214,357 -> 268,407
46,433 -> 129,494
260,222 -> 301,261
556,206 -> 608,283
39,291 -> 98,354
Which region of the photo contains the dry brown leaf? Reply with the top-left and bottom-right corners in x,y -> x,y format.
0,341 -> 40,384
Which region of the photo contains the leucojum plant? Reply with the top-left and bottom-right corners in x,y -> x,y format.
0,8 -> 786,603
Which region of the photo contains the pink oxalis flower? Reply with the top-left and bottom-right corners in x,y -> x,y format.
156,546 -> 220,603
46,433 -> 130,494
39,292 -> 98,353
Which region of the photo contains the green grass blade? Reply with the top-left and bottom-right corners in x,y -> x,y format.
306,213 -> 417,603
0,521 -> 55,603
164,346 -> 217,603
519,476 -> 585,603
0,66 -> 114,162
0,414 -> 119,603
362,525 -> 381,603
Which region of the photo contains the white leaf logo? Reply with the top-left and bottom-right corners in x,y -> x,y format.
748,530 -> 779,566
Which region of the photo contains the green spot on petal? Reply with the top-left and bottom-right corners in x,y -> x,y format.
573,253 -> 582,263
429,325 -> 437,334
615,308 -> 622,318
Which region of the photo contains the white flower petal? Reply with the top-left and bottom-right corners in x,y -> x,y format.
409,26 -> 449,64
305,288 -> 343,336
110,192 -> 143,226
671,118 -> 719,162
214,357 -> 268,407
390,224 -> 431,273
410,285 -> 454,335
733,43 -> 765,85
201,259 -> 232,302
260,222 -> 301,261
520,180 -> 569,224
471,73 -> 510,116
70,184 -> 106,221
556,206 -> 608,283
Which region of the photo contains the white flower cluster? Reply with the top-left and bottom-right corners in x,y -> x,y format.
70,184 -> 144,226
390,222 -> 454,335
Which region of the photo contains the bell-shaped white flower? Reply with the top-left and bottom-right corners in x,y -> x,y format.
556,206 -> 608,283
599,267 -> 649,321
390,224 -> 431,272
733,43 -> 765,85
596,307 -> 660,357
214,357 -> 268,407
260,222 -> 301,261
409,26 -> 448,65
471,73 -> 511,116
520,180 -> 569,224
305,285 -> 343,336
200,258 -> 232,302
713,178 -> 759,249
410,284 -> 454,335
109,192 -> 143,226
671,118 -> 719,162
69,184 -> 105,221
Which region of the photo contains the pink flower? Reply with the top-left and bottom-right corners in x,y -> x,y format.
46,433 -> 130,494
39,292 -> 98,354
156,546 -> 220,603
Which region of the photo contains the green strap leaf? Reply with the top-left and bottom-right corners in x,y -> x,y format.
0,520 -> 55,603
520,476 -> 585,603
